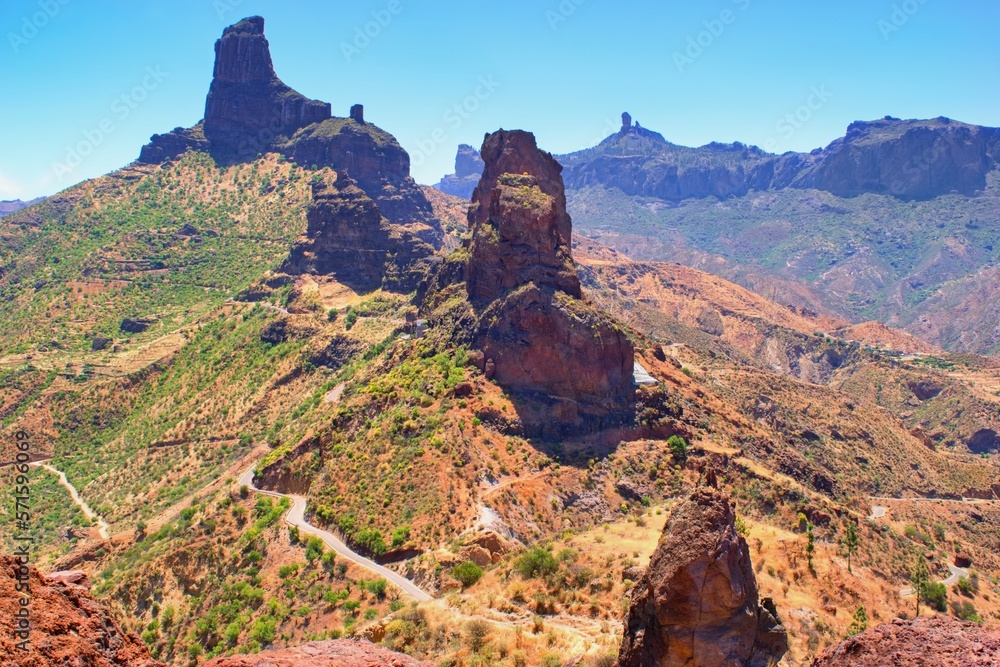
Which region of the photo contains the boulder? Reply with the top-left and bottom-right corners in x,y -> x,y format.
617,487 -> 787,667
120,317 -> 156,334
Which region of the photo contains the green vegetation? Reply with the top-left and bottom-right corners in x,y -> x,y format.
452,561 -> 484,588
516,547 -> 558,579
848,605 -> 868,637
667,435 -> 688,463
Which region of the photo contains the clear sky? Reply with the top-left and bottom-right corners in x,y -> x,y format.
1,0 -> 997,200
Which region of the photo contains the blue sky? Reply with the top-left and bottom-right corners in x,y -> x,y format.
1,0 -> 997,200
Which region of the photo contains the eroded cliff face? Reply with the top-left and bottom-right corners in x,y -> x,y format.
617,487 -> 788,667
422,130 -> 635,438
282,172 -> 437,292
0,556 -> 163,667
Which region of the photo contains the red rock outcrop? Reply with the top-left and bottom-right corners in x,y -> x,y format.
617,487 -> 788,667
0,555 -> 163,666
426,129 -> 635,437
282,172 -> 437,292
202,640 -> 429,667
810,616 -> 1000,667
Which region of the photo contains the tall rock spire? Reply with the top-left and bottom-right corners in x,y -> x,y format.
203,16 -> 331,159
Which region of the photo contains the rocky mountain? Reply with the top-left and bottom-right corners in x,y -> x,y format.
3,13 -> 1000,667
434,144 -> 485,199
562,114 -> 1000,202
560,114 -> 1000,354
420,129 -> 635,437
618,484 -> 788,667
0,556 -> 163,666
140,16 -> 438,232
810,616 -> 1000,667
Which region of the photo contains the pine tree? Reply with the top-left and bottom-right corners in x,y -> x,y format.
911,556 -> 930,618
848,605 -> 868,636
805,522 -> 815,571
843,521 -> 859,573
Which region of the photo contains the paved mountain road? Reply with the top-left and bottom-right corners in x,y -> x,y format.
238,465 -> 433,602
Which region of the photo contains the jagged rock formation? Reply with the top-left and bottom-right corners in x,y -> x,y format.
422,130 -> 635,438
810,617 -> 1000,667
0,556 -> 163,666
467,131 -> 582,302
561,115 -> 1000,202
282,172 -> 437,292
138,16 -> 440,231
617,487 -> 788,667
202,640 -> 430,667
202,16 -> 331,159
435,144 -> 485,199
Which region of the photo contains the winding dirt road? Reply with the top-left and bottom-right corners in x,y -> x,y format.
238,465 -> 433,602
30,461 -> 110,540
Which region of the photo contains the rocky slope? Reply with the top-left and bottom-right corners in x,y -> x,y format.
0,555 -> 162,666
139,17 -> 438,232
618,485 -> 788,667
810,616 -> 1000,667
421,129 -> 635,437
434,144 -> 485,199
281,171 -> 437,292
202,640 -> 429,667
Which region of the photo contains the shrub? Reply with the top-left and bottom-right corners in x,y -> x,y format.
464,619 -> 492,652
923,582 -> 948,612
355,528 -> 387,556
452,561 -> 484,588
956,576 -> 975,596
391,525 -> 410,548
365,578 -> 387,598
667,435 -> 688,463
250,617 -> 276,643
305,536 -> 325,562
952,600 -> 982,623
516,547 -> 558,579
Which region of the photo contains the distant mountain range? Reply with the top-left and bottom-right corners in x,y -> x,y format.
0,198 -> 41,217
438,112 -> 1000,354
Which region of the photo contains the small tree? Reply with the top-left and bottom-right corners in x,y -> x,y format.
848,605 -> 868,636
805,522 -> 815,571
452,561 -> 484,588
843,521 -> 859,573
667,435 -> 688,464
911,557 -> 930,618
